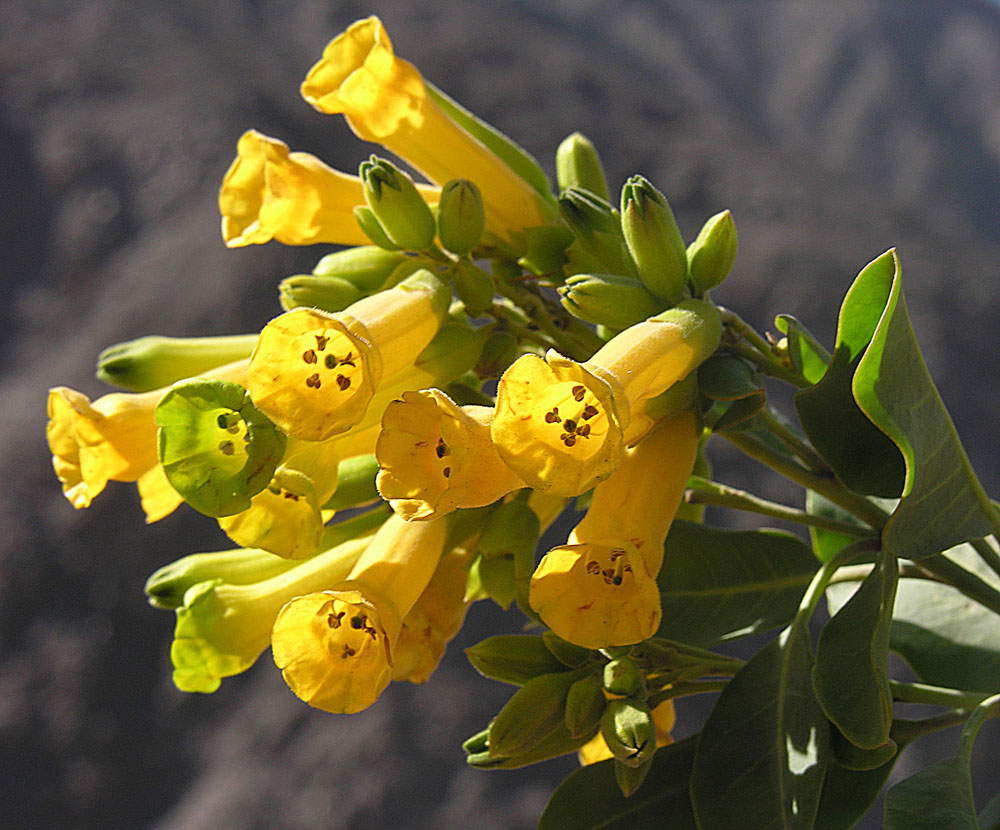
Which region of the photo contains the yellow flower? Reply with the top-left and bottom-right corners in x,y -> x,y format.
300,16 -> 554,238
577,699 -> 676,765
528,412 -> 700,648
271,513 -> 446,713
219,129 -> 440,248
247,269 -> 450,441
171,530 -> 373,693
376,389 -> 525,521
47,359 -> 248,518
491,301 -> 720,495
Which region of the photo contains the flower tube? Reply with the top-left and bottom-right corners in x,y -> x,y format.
491,300 -> 720,495
271,512 -> 447,713
300,16 -> 555,238
376,389 -> 525,521
528,411 -> 700,648
219,129 -> 438,248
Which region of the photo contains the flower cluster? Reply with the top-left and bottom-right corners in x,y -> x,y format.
46,15 -> 737,776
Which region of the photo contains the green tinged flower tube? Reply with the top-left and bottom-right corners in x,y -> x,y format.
96,334 -> 259,393
360,156 -> 437,251
620,175 -> 688,305
169,529 -> 378,693
555,132 -> 610,201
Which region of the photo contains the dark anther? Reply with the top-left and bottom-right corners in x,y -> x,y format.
436,439 -> 447,458
562,434 -> 577,447
303,349 -> 318,364
563,419 -> 577,433
572,385 -> 586,401
315,334 -> 330,351
579,423 -> 591,437
305,373 -> 322,388
586,560 -> 602,574
336,374 -> 351,391
341,645 -> 356,659
327,611 -> 344,629
341,352 -> 356,368
218,440 -> 235,456
582,405 -> 598,420
545,408 -> 561,424
443,467 -> 451,478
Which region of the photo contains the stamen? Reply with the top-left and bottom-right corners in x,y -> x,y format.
327,611 -> 345,629
315,334 -> 329,351
435,438 -> 448,458
545,407 -> 562,424
340,352 -> 356,368
305,373 -> 322,389
443,467 -> 451,478
341,645 -> 356,659
562,434 -> 577,447
302,349 -> 318,365
586,560 -> 602,575
572,385 -> 586,402
336,374 -> 351,391
218,440 -> 235,455
582,404 -> 598,420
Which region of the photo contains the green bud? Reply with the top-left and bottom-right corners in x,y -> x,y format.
466,634 -> 567,686
437,178 -> 485,256
620,175 -> 688,304
477,499 -> 540,559
145,547 -> 298,610
614,755 -> 653,797
278,274 -> 363,313
543,631 -> 593,668
471,553 -> 517,610
559,187 -> 636,276
311,246 -> 411,292
444,375 -> 496,407
556,132 -> 610,201
96,334 -> 258,392
558,272 -> 665,329
322,454 -> 380,512
352,205 -> 401,251
462,726 -> 491,755
603,657 -> 644,697
451,261 -> 495,315
465,719 -> 596,769
155,379 -> 286,518
687,210 -> 737,294
360,156 -> 436,251
564,673 -> 607,737
488,669 -> 588,758
517,224 -> 574,276
601,698 -> 655,767
317,505 -> 390,549
476,329 -> 518,378
414,320 -> 484,379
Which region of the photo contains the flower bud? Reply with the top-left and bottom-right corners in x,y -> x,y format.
620,175 -> 687,304
603,656 -> 643,697
559,187 -> 634,276
556,132 -> 610,201
564,673 -> 607,737
96,334 -> 258,393
311,245 -> 411,292
451,261 -> 495,315
353,204 -> 401,250
278,274 -> 363,313
558,273 -> 665,330
601,697 -> 655,767
488,669 -> 588,758
323,454 -> 380,511
465,634 -> 567,685
470,552 -> 517,610
476,329 -> 518,378
687,210 -> 737,294
360,156 -> 437,250
437,178 -> 485,256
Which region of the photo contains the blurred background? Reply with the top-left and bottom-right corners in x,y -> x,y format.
3,0 -> 1000,827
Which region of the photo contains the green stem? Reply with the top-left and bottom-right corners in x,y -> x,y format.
891,711 -> 976,744
793,538 -> 881,629
729,340 -> 810,388
684,479 -> 870,537
723,431 -> 889,531
647,679 -> 729,708
760,407 -> 830,473
916,553 -> 1000,619
828,562 -> 943,586
889,680 -> 991,710
719,307 -> 776,356
970,537 -> 1000,582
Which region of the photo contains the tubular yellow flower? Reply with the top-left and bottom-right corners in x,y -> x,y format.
46,359 -> 248,515
247,269 -> 450,441
376,389 -> 525,521
137,464 -> 185,523
577,699 -> 675,765
219,129 -> 440,248
300,16 -> 553,238
171,531 -> 373,693
271,513 -> 446,713
491,300 -> 720,495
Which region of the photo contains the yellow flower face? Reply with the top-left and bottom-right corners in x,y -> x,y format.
271,589 -> 393,714
491,352 -> 626,496
47,386 -> 160,509
248,308 -> 379,441
300,17 -> 553,237
529,543 -> 661,649
376,389 -> 524,520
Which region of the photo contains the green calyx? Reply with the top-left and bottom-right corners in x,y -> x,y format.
155,378 -> 286,517
559,272 -> 666,329
620,174 -> 688,305
437,178 -> 485,256
556,132 -> 610,201
360,156 -> 436,251
687,210 -> 737,294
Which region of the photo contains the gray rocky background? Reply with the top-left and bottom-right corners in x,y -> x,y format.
3,1 -> 1000,827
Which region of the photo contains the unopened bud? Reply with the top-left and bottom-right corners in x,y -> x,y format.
96,334 -> 258,392
687,210 -> 737,294
565,673 -> 607,737
278,274 -> 363,313
437,179 -> 485,256
559,187 -> 634,275
559,273 -> 665,329
414,321 -> 484,380
353,204 -> 400,251
452,261 -> 495,315
322,454 -> 380,511
476,330 -> 518,378
603,657 -> 644,697
466,634 -> 567,685
601,698 -> 655,767
360,156 -> 436,250
620,175 -> 688,304
488,669 -> 586,758
556,132 -> 610,201
311,246 -> 410,292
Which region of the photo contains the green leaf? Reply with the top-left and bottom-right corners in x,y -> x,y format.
889,542 -> 1000,693
698,354 -> 763,400
656,521 -> 818,647
850,249 -> 996,559
539,736 -> 698,830
812,548 -> 897,749
690,626 -> 830,829
814,746 -> 901,830
467,719 -> 597,770
828,728 -> 897,771
155,379 -> 286,517
775,314 -> 831,385
806,490 -> 862,562
883,694 -> 999,830
980,791 -> 1000,830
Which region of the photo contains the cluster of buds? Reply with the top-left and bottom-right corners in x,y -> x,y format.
45,15 -> 739,773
